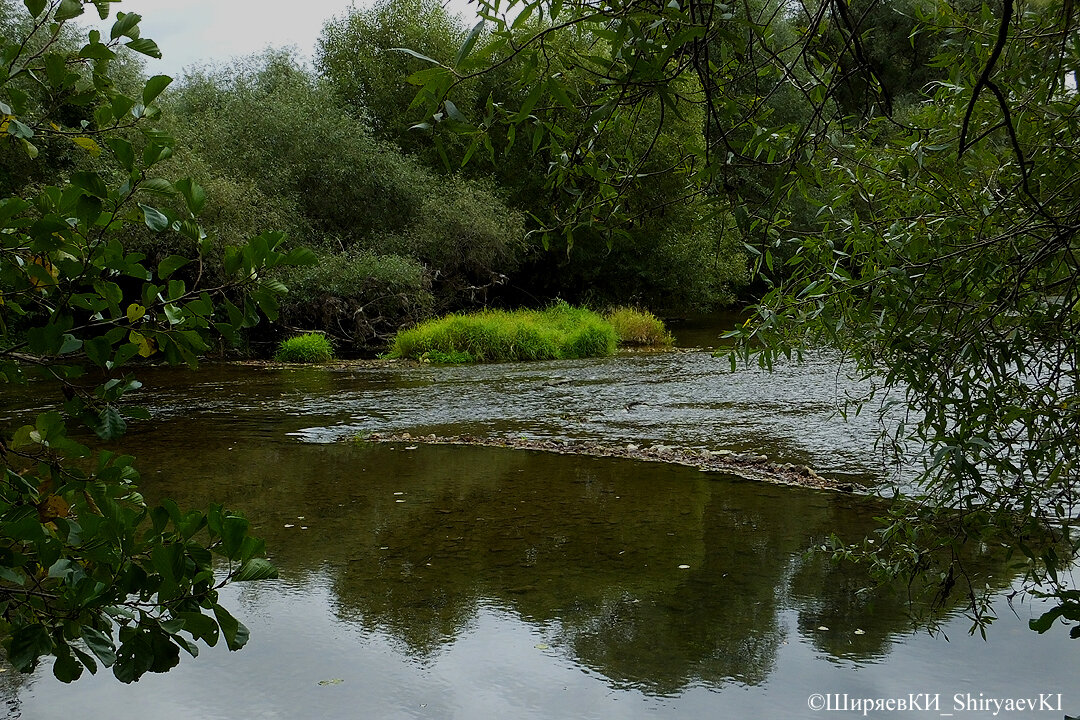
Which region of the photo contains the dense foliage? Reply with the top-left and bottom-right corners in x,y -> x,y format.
0,1 -> 315,681
398,0 -> 1080,636
318,0 -> 749,313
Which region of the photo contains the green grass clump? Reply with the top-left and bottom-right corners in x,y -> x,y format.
274,333 -> 335,362
387,302 -> 618,363
604,307 -> 674,347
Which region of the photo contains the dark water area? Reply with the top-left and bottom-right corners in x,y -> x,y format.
1,334 -> 1077,718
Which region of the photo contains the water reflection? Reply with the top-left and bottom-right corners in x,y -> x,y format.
128,430 -> 980,695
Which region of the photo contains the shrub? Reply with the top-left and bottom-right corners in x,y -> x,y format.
276,248 -> 434,350
605,307 -> 674,347
386,302 -> 618,363
275,333 -> 335,362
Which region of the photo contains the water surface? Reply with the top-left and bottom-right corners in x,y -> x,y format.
2,348 -> 1076,718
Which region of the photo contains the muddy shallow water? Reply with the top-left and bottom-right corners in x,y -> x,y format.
2,337 -> 1077,719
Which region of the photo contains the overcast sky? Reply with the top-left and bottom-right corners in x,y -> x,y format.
85,0 -> 477,78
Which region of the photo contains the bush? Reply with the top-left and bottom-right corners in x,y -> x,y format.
386,302 -> 618,363
605,307 -> 674,346
276,248 -> 434,350
275,333 -> 335,362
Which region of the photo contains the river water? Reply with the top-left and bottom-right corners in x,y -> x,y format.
2,324 -> 1077,719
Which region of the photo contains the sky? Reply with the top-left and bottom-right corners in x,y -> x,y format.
83,0 -> 478,78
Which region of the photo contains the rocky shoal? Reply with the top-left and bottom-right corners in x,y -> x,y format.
360,432 -> 865,493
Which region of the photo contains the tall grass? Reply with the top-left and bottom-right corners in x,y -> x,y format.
387,302 -> 619,363
274,333 -> 335,362
604,307 -> 674,347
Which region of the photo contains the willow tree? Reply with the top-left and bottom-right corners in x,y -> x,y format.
403,0 -> 1080,637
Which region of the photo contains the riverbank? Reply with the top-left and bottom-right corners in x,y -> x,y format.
359,432 -> 865,493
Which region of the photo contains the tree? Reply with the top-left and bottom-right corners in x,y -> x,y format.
161,50 -> 527,348
319,0 -> 748,310
1,0 -> 315,681
402,0 -> 1080,637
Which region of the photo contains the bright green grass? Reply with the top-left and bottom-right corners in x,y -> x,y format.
274,333 -> 335,362
604,306 -> 674,347
387,302 -> 620,363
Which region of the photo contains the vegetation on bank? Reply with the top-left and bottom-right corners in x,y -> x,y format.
275,333 -> 336,363
605,307 -> 674,347
386,304 -> 675,363
388,303 -> 637,363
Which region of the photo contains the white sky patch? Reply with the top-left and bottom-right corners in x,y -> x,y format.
81,0 -> 479,79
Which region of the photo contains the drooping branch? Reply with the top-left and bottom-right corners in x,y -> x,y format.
957,0 -> 1013,160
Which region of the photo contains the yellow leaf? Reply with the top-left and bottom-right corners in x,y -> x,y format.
28,255 -> 58,288
37,495 -> 70,523
129,330 -> 156,358
126,303 -> 146,322
72,136 -> 101,156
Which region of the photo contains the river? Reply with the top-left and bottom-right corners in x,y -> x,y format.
2,322 -> 1076,718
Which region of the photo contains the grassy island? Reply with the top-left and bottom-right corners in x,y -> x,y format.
386,303 -> 671,363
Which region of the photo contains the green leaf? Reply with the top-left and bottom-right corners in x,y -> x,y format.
175,612 -> 219,646
9,625 -> 53,671
106,138 -> 135,170
212,604 -> 249,652
0,566 -> 26,585
71,171 -> 108,199
142,75 -> 172,106
53,646 -> 84,683
84,336 -> 112,367
233,558 -> 279,582
111,94 -> 135,119
54,0 -> 84,22
139,204 -> 169,232
141,177 -> 175,195
443,99 -> 466,123
391,47 -> 444,66
71,646 -> 99,676
79,41 -> 115,61
23,0 -> 47,17
455,20 -> 485,67
219,514 -> 250,558
111,12 -> 142,41
81,627 -> 117,668
76,193 -> 102,226
512,2 -> 536,28
59,333 -> 83,355
126,38 -> 162,59
174,177 -> 206,215
44,53 -> 70,87
96,406 -> 127,441
1030,607 -> 1064,634
150,543 -> 185,584
157,255 -> 189,279
283,247 -> 318,266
